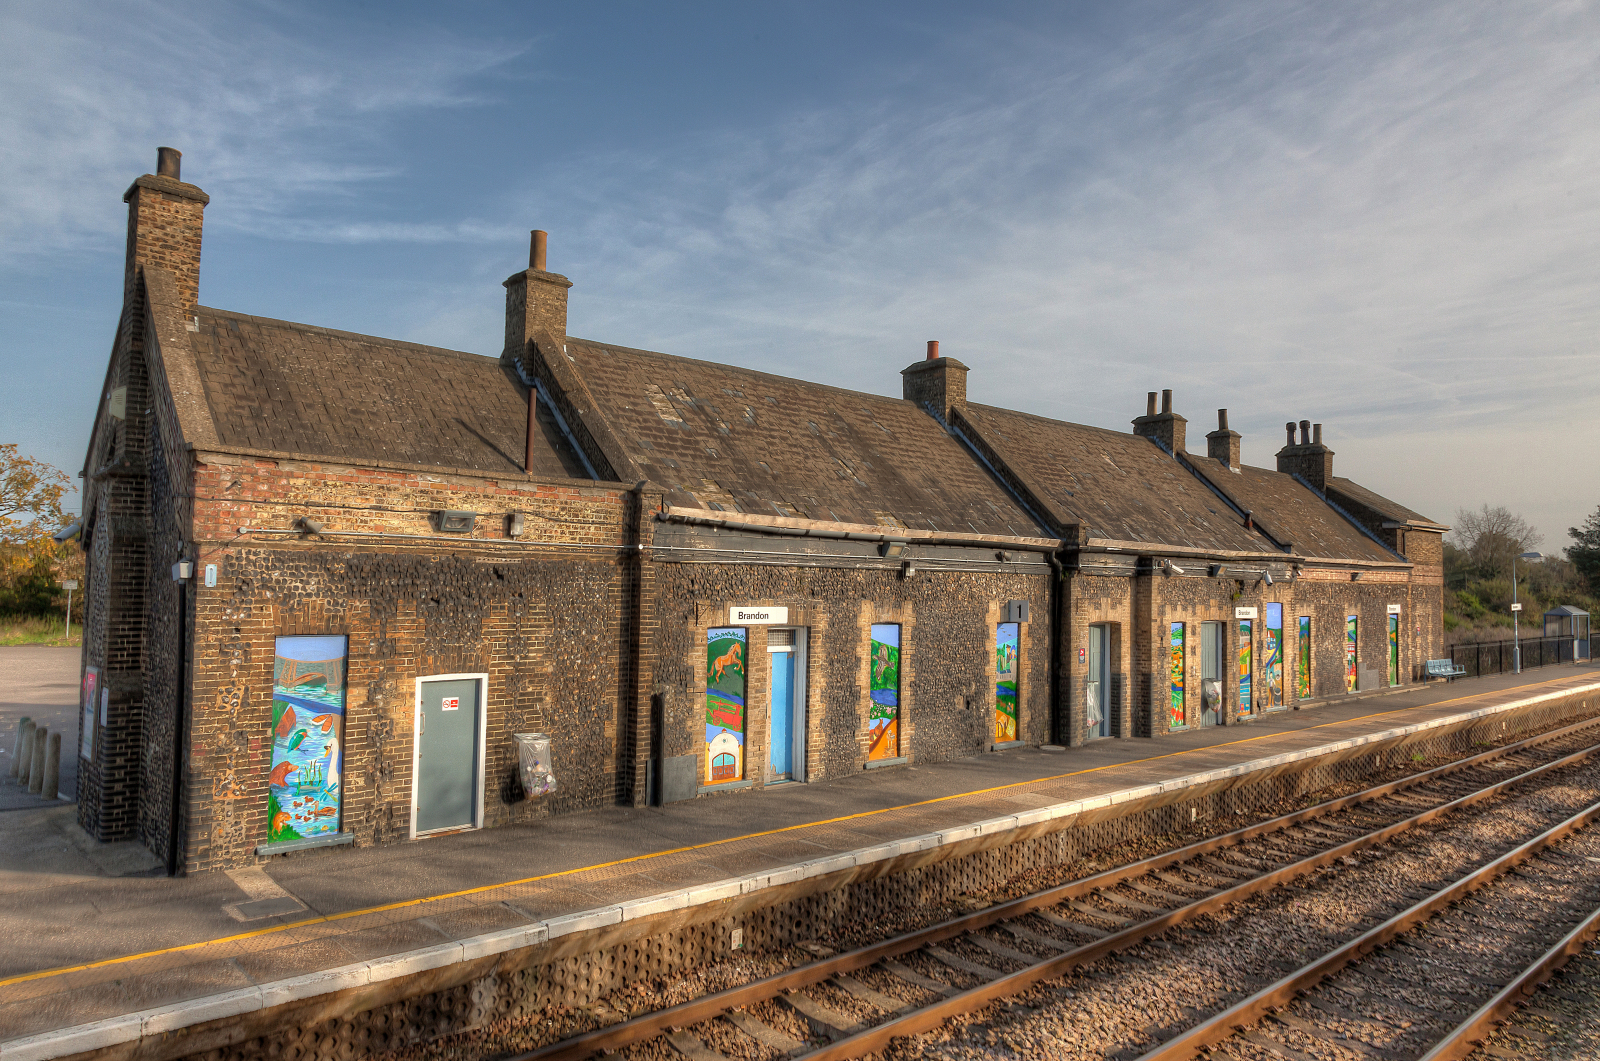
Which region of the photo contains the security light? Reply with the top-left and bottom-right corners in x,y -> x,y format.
438,511 -> 477,534
880,540 -> 906,558
1264,571 -> 1274,585
1166,560 -> 1186,576
294,516 -> 325,535
1208,564 -> 1226,577
508,512 -> 527,538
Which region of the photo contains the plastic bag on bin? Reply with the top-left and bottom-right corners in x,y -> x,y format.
514,733 -> 557,798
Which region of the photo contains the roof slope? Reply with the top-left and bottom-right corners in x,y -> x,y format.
956,403 -> 1277,553
1326,476 -> 1443,528
563,339 -> 1044,536
1185,458 -> 1396,562
188,307 -> 587,478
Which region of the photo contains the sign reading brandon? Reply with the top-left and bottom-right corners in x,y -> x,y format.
729,606 -> 787,625
705,627 -> 747,784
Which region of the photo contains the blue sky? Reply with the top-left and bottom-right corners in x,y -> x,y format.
3,1 -> 1597,550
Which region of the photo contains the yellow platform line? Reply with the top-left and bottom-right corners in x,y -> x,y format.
4,670 -> 1594,990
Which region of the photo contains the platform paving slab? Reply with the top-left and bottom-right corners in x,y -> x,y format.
0,662 -> 1597,1054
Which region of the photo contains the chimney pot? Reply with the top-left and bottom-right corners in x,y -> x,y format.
530,230 -> 548,272
926,340 -> 939,361
1161,389 -> 1173,414
1299,419 -> 1311,445
1146,392 -> 1158,416
1217,408 -> 1229,431
156,147 -> 181,180
1313,423 -> 1323,445
1285,422 -> 1296,446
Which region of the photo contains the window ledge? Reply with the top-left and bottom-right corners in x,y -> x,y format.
864,755 -> 909,770
256,831 -> 355,856
698,779 -> 754,795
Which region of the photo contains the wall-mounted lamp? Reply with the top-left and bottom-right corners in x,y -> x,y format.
507,512 -> 527,538
1264,571 -> 1274,585
1165,560 -> 1186,576
1208,564 -> 1227,577
1350,571 -> 1363,581
437,510 -> 477,534
900,560 -> 917,579
1289,567 -> 1301,582
880,540 -> 906,558
294,516 -> 326,536
171,559 -> 193,583
995,549 -> 1012,562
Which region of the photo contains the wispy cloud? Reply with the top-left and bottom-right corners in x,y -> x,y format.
0,0 -> 521,260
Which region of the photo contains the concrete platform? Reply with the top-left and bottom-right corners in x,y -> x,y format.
2,660 -> 1599,1061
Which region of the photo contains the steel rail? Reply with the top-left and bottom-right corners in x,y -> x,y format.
799,740 -> 1600,1061
1414,904 -> 1600,1061
515,716 -> 1600,1061
1130,797 -> 1600,1061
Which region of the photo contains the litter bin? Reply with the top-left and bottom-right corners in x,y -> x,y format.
514,733 -> 557,799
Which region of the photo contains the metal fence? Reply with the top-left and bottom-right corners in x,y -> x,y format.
1447,636 -> 1590,678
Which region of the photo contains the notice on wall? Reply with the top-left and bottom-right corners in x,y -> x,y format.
1386,604 -> 1403,615
729,606 -> 788,625
1235,606 -> 1258,619
80,667 -> 99,761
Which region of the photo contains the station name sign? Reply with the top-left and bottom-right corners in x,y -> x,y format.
730,606 -> 788,625
1234,606 -> 1258,619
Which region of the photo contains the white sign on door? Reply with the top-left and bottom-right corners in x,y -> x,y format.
730,606 -> 788,625
441,696 -> 460,711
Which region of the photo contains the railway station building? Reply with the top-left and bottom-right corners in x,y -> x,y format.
74,151 -> 1447,872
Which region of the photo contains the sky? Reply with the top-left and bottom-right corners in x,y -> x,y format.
2,0 -> 1597,551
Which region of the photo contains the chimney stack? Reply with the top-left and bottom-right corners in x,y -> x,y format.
1206,408 -> 1241,469
123,146 -> 209,313
1132,387 -> 1187,455
503,227 -> 572,376
902,340 -> 968,421
1276,416 -> 1335,490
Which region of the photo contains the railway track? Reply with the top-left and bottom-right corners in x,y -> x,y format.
507,715 -> 1600,1061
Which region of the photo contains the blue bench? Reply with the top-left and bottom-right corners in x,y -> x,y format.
1426,659 -> 1467,682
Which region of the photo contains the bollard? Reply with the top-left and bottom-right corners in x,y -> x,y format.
7,717 -> 30,779
15,720 -> 36,785
42,732 -> 61,801
28,726 -> 47,794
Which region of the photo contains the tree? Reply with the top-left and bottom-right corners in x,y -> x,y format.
1,443 -> 71,545
1449,504 -> 1543,580
0,445 -> 77,618
1570,504 -> 1600,595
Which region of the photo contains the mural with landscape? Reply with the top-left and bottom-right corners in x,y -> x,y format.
1346,616 -> 1359,692
1169,622 -> 1186,728
995,622 -> 1019,743
267,635 -> 347,843
868,623 -> 900,760
705,627 -> 747,784
1238,619 -> 1253,712
1298,615 -> 1312,698
1264,604 -> 1283,708
1389,614 -> 1400,685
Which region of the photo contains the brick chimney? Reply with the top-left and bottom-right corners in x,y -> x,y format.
122,147 -> 208,313
1206,408 -> 1241,469
1275,419 -> 1334,491
902,340 -> 968,421
502,228 -> 572,376
1132,388 -> 1187,454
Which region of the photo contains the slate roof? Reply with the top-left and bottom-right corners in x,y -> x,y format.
1325,476 -> 1443,529
1183,458 -> 1396,562
563,339 -> 1045,536
954,403 -> 1277,553
188,307 -> 587,478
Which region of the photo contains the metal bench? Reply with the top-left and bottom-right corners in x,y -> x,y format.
1426,658 -> 1467,682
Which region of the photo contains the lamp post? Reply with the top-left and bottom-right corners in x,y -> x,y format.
1513,551 -> 1543,673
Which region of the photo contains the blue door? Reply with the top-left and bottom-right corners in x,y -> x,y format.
770,648 -> 795,777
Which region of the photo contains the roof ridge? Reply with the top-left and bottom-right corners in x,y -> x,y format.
195,306 -> 494,365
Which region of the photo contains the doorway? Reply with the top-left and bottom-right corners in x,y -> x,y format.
767,628 -> 807,782
412,673 -> 486,836
1200,621 -> 1224,727
1086,624 -> 1110,739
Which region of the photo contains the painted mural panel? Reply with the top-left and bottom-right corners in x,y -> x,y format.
868,623 -> 901,760
1264,604 -> 1284,708
995,623 -> 1019,743
1298,616 -> 1312,698
1238,619 -> 1253,712
268,635 -> 347,843
1169,623 -> 1186,728
706,627 -> 747,784
80,666 -> 98,761
1388,614 -> 1401,686
1345,616 -> 1359,692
